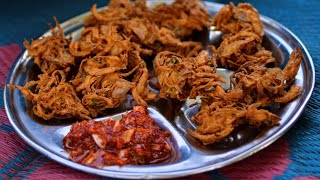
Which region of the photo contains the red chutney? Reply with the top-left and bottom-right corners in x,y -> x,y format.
62,106 -> 172,166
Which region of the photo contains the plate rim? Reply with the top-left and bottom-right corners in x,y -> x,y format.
3,1 -> 315,179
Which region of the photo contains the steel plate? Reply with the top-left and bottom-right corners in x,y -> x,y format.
4,1 -> 315,179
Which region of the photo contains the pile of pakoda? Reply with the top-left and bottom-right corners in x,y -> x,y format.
188,3 -> 302,145
9,0 -> 208,119
8,0 -> 303,145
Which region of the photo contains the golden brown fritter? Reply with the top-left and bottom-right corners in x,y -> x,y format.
86,0 -> 206,57
189,101 -> 247,145
153,51 -> 193,100
8,71 -> 90,120
153,47 -> 224,101
231,49 -> 303,104
212,3 -> 273,70
24,17 -> 74,74
188,47 -> 226,100
217,30 -> 263,69
211,3 -> 264,36
189,99 -> 281,145
72,69 -> 134,117
151,0 -> 210,38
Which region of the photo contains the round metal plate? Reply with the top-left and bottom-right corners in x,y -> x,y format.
4,1 -> 315,179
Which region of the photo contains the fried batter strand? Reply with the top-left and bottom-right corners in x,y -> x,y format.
212,3 -> 275,69
85,0 -> 206,57
155,27 -> 203,57
188,47 -> 227,100
153,51 -> 192,100
8,71 -> 90,120
72,56 -> 134,117
24,17 -> 74,74
69,25 -> 131,57
190,99 -> 281,145
212,3 -> 264,36
152,0 -> 210,38
153,47 -> 225,100
189,101 -> 246,145
217,30 -> 263,69
231,49 -> 303,104
129,46 -> 157,105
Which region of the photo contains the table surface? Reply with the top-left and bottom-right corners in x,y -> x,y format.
1,0 -> 319,179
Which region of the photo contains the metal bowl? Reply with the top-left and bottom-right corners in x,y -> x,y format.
4,1 -> 315,179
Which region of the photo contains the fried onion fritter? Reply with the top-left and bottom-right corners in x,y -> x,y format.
151,0 -> 210,38
212,3 -> 275,70
217,30 -> 263,69
189,99 -> 281,145
211,3 -> 264,37
231,49 -> 303,104
8,71 -> 90,120
188,47 -> 227,100
24,17 -> 74,74
154,51 -> 193,100
153,46 -> 225,101
71,56 -> 134,117
130,48 -> 157,106
85,0 -> 206,57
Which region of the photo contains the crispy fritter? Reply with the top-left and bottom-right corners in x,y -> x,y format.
189,99 -> 281,145
211,3 -> 264,36
153,46 -> 224,101
212,3 -> 274,70
129,45 -> 157,106
86,0 -> 206,57
217,30 -> 263,69
188,47 -> 227,100
231,49 -> 303,104
8,71 -> 90,120
24,17 -> 74,74
151,0 -> 210,38
153,51 -> 192,100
